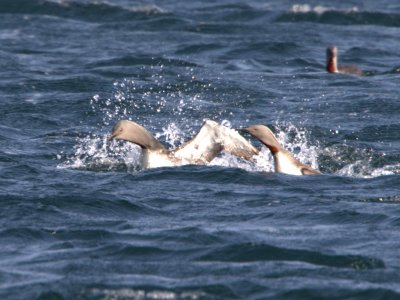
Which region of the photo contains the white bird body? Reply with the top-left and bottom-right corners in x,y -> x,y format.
141,149 -> 177,168
274,151 -> 304,175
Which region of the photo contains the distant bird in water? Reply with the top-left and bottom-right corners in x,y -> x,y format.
109,119 -> 259,169
240,125 -> 321,175
326,46 -> 363,75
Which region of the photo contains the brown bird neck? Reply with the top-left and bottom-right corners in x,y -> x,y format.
267,145 -> 280,155
326,56 -> 338,73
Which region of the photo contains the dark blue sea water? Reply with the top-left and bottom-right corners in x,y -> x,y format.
1,0 -> 400,299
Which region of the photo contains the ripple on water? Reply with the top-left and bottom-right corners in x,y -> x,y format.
198,243 -> 385,270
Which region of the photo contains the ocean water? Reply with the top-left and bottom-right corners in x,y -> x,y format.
1,0 -> 400,299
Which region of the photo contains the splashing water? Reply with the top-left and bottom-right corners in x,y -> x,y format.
274,122 -> 320,170
61,67 -> 244,172
290,4 -> 359,15
60,72 -> 396,178
62,67 -> 200,164
155,122 -> 185,149
57,72 -> 326,174
334,151 -> 400,178
59,134 -> 142,172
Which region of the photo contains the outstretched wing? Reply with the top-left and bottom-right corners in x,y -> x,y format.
217,123 -> 259,160
174,120 -> 258,163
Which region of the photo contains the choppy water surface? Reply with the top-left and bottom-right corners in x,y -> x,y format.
1,0 -> 400,299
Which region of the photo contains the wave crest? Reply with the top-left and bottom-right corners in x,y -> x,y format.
277,5 -> 400,27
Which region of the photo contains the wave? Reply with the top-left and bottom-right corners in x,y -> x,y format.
88,55 -> 198,69
277,5 -> 400,27
81,288 -> 208,300
198,242 -> 385,269
278,287 -> 400,300
0,0 -> 166,22
319,140 -> 400,178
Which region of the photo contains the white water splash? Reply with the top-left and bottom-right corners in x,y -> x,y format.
126,4 -> 166,14
59,134 -> 142,172
155,122 -> 186,149
337,160 -> 400,178
274,123 -> 320,171
62,95 -> 395,178
62,117 -> 398,179
87,287 -> 206,300
290,4 -> 359,15
61,73 -> 227,172
60,113 -> 323,175
60,74 -> 395,178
